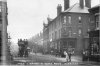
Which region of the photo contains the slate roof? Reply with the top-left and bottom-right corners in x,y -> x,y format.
88,4 -> 100,13
91,4 -> 100,9
63,3 -> 89,13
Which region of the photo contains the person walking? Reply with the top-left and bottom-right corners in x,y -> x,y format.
64,51 -> 69,62
68,51 -> 72,62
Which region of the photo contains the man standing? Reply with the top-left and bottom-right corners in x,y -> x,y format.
68,52 -> 72,62
68,47 -> 73,62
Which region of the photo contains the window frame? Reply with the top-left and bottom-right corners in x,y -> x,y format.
68,15 -> 71,24
63,16 -> 66,24
78,16 -> 82,24
95,15 -> 99,29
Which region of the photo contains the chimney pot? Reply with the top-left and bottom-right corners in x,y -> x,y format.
80,0 -> 84,9
85,0 -> 91,8
57,4 -> 62,16
64,0 -> 70,10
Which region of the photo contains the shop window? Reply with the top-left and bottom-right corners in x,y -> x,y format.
91,43 -> 99,54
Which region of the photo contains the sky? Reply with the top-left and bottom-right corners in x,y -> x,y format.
7,0 -> 99,43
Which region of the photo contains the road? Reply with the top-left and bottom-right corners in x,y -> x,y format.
6,52 -> 100,66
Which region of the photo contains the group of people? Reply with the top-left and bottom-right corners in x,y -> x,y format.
18,39 -> 29,57
64,50 -> 74,62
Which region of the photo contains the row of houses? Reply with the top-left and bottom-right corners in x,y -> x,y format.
30,32 -> 43,45
43,0 -> 99,56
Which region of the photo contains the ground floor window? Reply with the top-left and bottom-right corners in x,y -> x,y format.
91,42 -> 99,55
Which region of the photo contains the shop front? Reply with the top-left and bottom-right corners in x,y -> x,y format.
89,30 -> 100,62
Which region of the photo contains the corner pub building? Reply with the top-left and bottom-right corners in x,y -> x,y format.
88,4 -> 100,61
43,0 -> 91,56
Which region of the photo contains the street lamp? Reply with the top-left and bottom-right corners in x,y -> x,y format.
8,34 -> 11,46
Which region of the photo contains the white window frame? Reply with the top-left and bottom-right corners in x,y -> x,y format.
79,16 -> 82,23
68,16 -> 71,24
64,16 -> 66,24
79,29 -> 82,35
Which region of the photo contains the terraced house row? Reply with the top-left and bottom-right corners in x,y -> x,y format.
43,0 -> 99,56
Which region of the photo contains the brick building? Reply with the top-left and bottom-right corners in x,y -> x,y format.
43,0 -> 91,55
0,0 -> 8,62
43,22 -> 49,53
88,4 -> 100,56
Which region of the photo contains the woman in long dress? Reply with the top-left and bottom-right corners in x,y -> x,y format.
64,51 -> 69,62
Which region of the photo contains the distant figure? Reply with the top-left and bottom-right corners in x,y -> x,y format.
64,51 -> 69,62
24,49 -> 28,57
68,52 -> 72,62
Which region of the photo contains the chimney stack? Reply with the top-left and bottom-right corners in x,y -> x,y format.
80,0 -> 84,9
64,0 -> 69,10
85,0 -> 91,8
57,4 -> 62,16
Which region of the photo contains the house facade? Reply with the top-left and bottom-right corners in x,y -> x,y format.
88,4 -> 100,56
43,0 -> 91,56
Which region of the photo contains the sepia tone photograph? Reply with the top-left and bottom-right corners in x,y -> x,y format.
0,0 -> 100,66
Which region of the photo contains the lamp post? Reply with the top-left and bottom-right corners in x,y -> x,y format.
8,34 -> 11,46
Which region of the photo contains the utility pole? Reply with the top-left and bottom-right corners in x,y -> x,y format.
1,0 -> 7,64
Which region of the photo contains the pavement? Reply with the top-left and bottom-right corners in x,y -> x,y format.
4,53 -> 100,66
56,55 -> 82,62
11,53 -> 82,64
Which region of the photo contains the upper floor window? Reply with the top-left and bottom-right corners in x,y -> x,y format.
69,30 -> 71,37
68,16 -> 71,24
78,29 -> 82,36
63,16 -> 66,24
95,15 -> 99,29
79,16 -> 82,23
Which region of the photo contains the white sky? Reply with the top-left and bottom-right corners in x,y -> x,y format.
7,0 -> 99,43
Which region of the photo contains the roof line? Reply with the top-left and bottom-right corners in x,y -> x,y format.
63,3 -> 78,12
67,3 -> 79,12
91,4 -> 100,9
